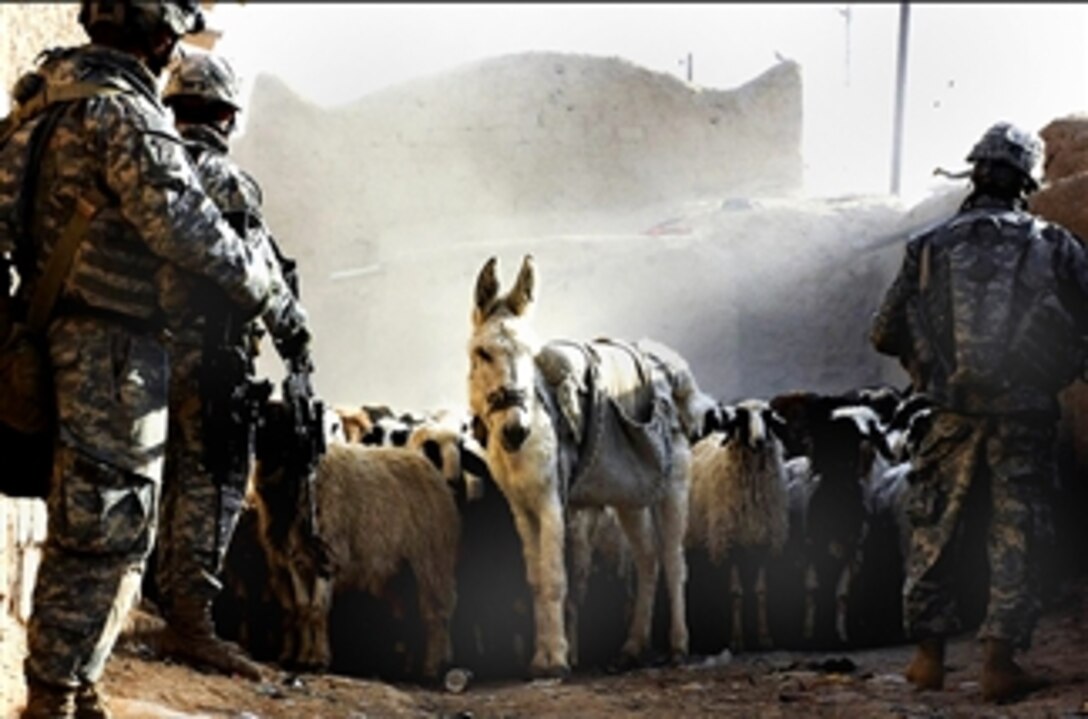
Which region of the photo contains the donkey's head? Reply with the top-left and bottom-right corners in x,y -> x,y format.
468,255 -> 541,454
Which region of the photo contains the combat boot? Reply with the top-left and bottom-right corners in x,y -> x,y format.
904,636 -> 945,691
21,677 -> 75,718
980,638 -> 1047,703
161,600 -> 266,681
74,685 -> 112,719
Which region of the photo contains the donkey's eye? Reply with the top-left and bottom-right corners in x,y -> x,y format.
475,347 -> 493,364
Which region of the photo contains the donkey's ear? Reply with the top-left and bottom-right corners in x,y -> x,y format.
474,256 -> 500,321
507,254 -> 536,317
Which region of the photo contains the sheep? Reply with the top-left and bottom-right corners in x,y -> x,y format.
401,419 -> 535,679
853,393 -> 934,646
773,394 -> 893,647
251,400 -> 460,680
684,399 -> 790,654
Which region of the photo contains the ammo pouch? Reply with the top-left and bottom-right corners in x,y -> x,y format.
566,341 -> 675,508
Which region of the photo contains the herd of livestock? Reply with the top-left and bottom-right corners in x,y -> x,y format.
205,376 -> 993,685
189,257 -> 1075,687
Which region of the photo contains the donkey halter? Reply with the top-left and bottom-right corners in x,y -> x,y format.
486,386 -> 529,415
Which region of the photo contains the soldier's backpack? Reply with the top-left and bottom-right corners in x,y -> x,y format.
921,208 -> 1084,403
0,76 -> 116,498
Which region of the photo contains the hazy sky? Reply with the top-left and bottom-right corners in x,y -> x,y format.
207,3 -> 1087,199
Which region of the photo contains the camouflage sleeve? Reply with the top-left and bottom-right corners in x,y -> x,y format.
93,94 -> 272,317
249,213 -> 308,341
870,238 -> 922,359
204,158 -> 307,341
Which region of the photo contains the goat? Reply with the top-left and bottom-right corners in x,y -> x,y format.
685,399 -> 790,654
251,401 -> 460,680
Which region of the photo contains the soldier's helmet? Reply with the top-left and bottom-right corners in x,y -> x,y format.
163,53 -> 242,111
79,0 -> 205,39
966,121 -> 1043,187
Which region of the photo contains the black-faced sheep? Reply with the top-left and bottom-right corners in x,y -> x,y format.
251,401 -> 460,680
685,399 -> 790,654
772,393 -> 893,647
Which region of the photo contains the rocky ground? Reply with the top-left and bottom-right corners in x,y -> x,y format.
4,579 -> 1087,718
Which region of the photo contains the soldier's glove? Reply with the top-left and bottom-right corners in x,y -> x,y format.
269,300 -> 311,364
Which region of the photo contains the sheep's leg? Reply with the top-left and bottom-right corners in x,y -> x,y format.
289,565 -> 328,670
729,562 -> 745,653
418,571 -> 457,680
803,563 -> 818,642
658,479 -> 690,662
615,506 -> 658,666
835,562 -> 853,645
311,575 -> 334,670
755,564 -> 773,650
271,564 -> 301,666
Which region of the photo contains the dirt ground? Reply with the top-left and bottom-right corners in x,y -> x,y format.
4,581 -> 1086,719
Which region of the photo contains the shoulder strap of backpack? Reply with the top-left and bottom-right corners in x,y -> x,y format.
26,186 -> 109,332
1,81 -> 123,331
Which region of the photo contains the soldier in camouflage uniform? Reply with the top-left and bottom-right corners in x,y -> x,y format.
871,122 -> 1088,703
153,51 -> 307,680
0,2 -> 311,717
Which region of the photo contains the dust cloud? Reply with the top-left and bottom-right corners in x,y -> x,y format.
235,52 -> 963,413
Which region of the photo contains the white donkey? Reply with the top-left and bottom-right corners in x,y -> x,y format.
467,254 -> 716,677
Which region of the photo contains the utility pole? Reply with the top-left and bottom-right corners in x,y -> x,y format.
890,2 -> 911,195
838,4 -> 853,87
678,52 -> 693,83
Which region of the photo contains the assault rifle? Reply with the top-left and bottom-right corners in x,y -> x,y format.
201,314 -> 269,485
281,351 -> 330,574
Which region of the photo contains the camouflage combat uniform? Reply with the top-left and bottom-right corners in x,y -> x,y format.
0,44 -> 292,693
154,122 -> 288,621
871,191 -> 1088,649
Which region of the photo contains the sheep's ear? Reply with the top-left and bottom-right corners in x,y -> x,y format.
766,410 -> 789,446
474,256 -> 500,324
701,406 -> 724,437
866,418 -> 895,460
506,254 -> 536,317
421,439 -> 444,473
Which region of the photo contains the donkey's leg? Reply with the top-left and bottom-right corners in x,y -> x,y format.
534,494 -> 570,675
510,498 -> 569,676
657,481 -> 690,662
565,507 -> 596,670
615,506 -> 658,666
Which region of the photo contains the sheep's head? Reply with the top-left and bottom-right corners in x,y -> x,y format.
714,399 -> 788,451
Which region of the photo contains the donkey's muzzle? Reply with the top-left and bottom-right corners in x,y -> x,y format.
501,422 -> 529,452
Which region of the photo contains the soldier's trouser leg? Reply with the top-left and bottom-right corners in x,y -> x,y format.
25,319 -> 167,691
155,343 -> 260,680
902,413 -> 987,641
977,419 -> 1054,650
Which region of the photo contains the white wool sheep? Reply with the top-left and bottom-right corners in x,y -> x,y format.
251,402 -> 460,680
686,398 -> 790,652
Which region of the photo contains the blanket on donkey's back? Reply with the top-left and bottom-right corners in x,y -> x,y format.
535,338 -> 677,508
